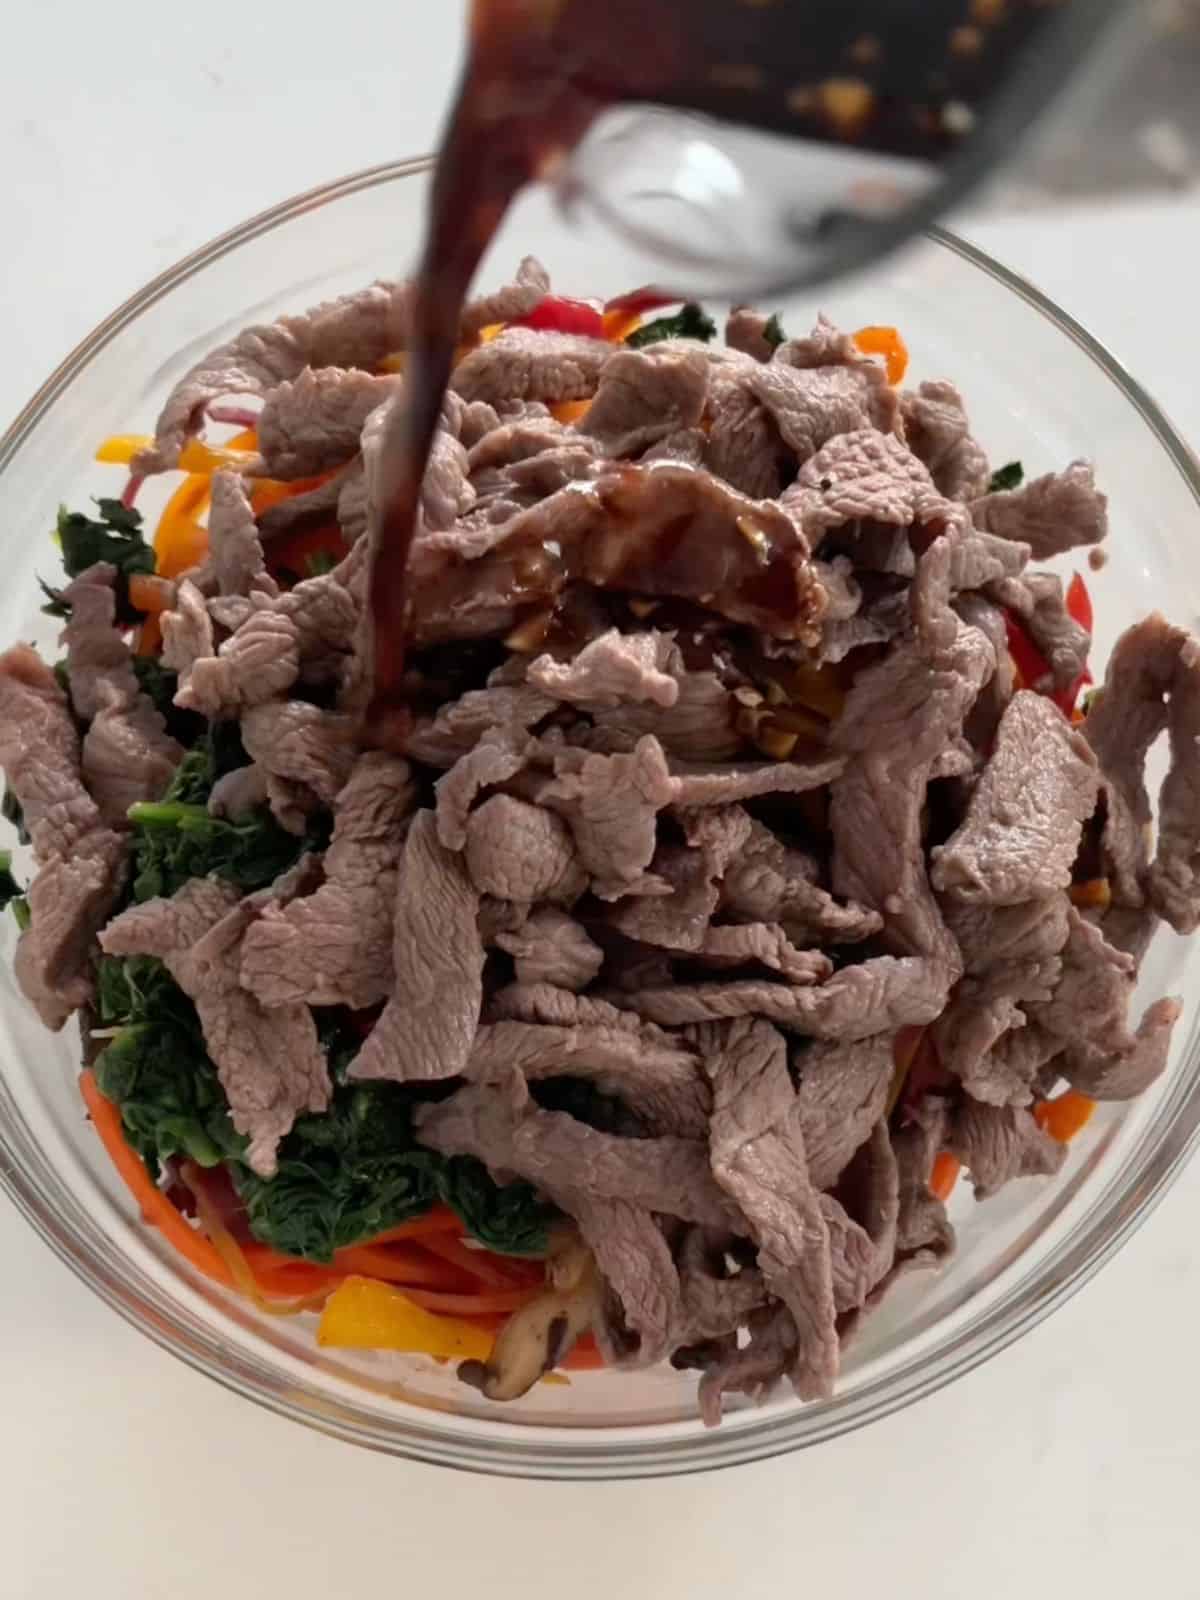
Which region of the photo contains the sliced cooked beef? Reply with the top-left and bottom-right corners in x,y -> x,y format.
950,528 -> 1030,592
161,580 -> 215,675
831,539 -> 991,967
350,811 -> 485,1084
256,367 -> 395,479
59,565 -> 184,824
993,571 -> 1090,692
783,429 -> 949,546
704,363 -> 786,499
942,896 -> 1072,978
702,1017 -> 839,1400
670,753 -> 843,807
579,344 -> 709,457
541,736 -> 678,900
468,1019 -> 709,1138
892,1097 -> 955,1260
932,692 -> 1099,904
416,1070 -> 739,1228
721,822 -> 881,946
15,837 -> 128,1029
573,1195 -> 684,1368
697,922 -> 832,983
972,461 -> 1107,560
435,727 -> 531,852
946,1101 -> 1066,1200
178,609 -> 302,717
610,954 -> 950,1035
494,909 -> 604,990
933,965 -> 1060,1106
459,255 -> 550,338
408,463 -> 829,648
258,464 -> 354,541
900,380 -> 990,502
240,753 -> 415,1009
1065,995 -> 1181,1101
451,328 -> 611,408
101,877 -> 330,1176
608,806 -> 753,952
82,684 -> 185,829
208,764 -> 269,820
1142,625 -> 1200,932
464,795 -> 584,903
405,684 -> 556,768
677,1227 -> 770,1340
791,1033 -> 895,1190
527,628 -> 679,710
196,470 -> 277,598
60,563 -> 141,721
240,701 -> 356,813
725,307 -> 777,363
135,277 -> 418,473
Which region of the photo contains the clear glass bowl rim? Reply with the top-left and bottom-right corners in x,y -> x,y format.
3,156 -> 1200,1479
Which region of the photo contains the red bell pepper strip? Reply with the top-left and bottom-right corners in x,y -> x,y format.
602,286 -> 679,317
1003,611 -> 1051,691
511,296 -> 605,338
1066,571 -> 1094,633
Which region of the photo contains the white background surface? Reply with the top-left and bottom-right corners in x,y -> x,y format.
3,6 -> 1200,1595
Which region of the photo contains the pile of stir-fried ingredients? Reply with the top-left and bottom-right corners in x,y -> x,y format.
2,259 -> 1195,1422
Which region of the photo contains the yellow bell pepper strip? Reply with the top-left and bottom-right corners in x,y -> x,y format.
96,434 -> 258,475
852,325 -> 910,386
887,1025 -> 928,1115
317,1276 -> 495,1360
550,398 -> 593,425
603,308 -> 643,343
1034,1090 -> 1097,1144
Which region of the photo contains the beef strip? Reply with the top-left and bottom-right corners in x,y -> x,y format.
572,1195 -> 684,1369
257,465 -> 354,541
782,428 -> 950,546
950,528 -> 1030,592
946,1101 -> 1066,1200
161,579 -> 215,675
0,644 -> 128,1028
541,736 -> 679,900
404,684 -> 556,768
527,628 -> 680,710
458,255 -> 550,338
608,954 -> 950,1035
579,345 -> 710,457
256,367 -> 396,479
932,691 -> 1099,904
208,764 -> 269,820
464,795 -> 585,904
451,328 -> 611,408
101,877 -> 330,1176
239,753 -> 415,1009
493,908 -> 604,990
704,362 -> 786,499
697,922 -> 833,984
435,727 -> 531,852
791,1033 -> 896,1189
701,1017 -> 839,1400
719,818 -> 881,946
406,463 -> 829,648
177,609 -> 302,717
677,1226 -> 770,1342
60,565 -> 184,824
992,571 -> 1090,692
724,306 -> 777,363
468,1019 -> 709,1138
416,1070 -> 740,1228
193,470 -> 278,598
349,811 -> 484,1084
972,461 -> 1107,560
831,537 -> 991,970
135,277 -> 418,473
900,380 -> 990,502
240,701 -> 356,812
669,753 -> 843,807
607,806 -> 753,952
893,1096 -> 955,1260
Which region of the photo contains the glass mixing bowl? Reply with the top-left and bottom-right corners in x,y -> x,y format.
2,158 -> 1199,1480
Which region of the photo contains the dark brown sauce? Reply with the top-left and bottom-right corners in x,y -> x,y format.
364,0 -> 1067,747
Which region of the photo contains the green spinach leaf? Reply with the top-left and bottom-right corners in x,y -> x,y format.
43,501 -> 156,625
626,302 -> 717,349
988,461 -> 1025,493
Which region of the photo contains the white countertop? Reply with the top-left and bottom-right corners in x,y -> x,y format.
4,7 -> 1200,1595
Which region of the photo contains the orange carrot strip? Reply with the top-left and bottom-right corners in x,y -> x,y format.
364,1210 -> 465,1244
334,1242 -> 473,1289
398,1286 -> 540,1316
79,1071 -> 234,1287
853,324 -> 910,386
1034,1090 -> 1097,1144
929,1151 -> 962,1203
128,573 -> 176,615
603,308 -> 643,343
134,615 -> 163,657
182,1166 -> 332,1316
550,398 -> 592,425
418,1233 -> 542,1289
